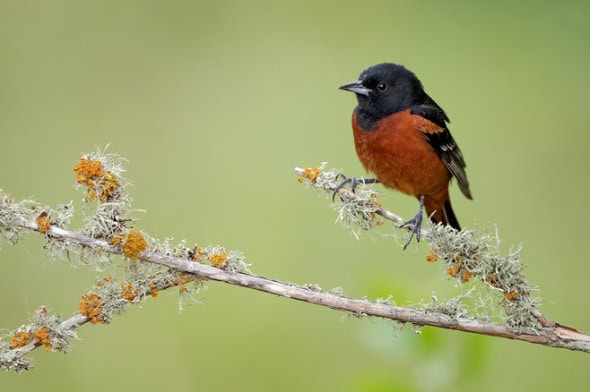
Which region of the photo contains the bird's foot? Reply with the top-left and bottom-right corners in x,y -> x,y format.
400,195 -> 425,250
332,174 -> 379,201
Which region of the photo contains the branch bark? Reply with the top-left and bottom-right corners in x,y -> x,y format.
11,215 -> 590,354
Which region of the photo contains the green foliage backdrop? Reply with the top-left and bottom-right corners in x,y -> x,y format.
1,1 -> 589,390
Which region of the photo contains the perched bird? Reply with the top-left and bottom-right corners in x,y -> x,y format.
339,63 -> 472,248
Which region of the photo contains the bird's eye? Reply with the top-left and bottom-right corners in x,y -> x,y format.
376,82 -> 387,91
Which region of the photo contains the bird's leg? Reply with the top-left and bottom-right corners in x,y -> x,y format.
401,194 -> 425,250
332,173 -> 379,200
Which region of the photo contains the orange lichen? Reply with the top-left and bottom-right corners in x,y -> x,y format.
175,271 -> 201,293
209,251 -> 228,268
95,276 -> 113,289
34,327 -> 53,351
36,211 -> 50,234
425,249 -> 439,263
74,157 -> 104,187
111,236 -> 123,245
100,171 -> 119,200
367,194 -> 384,227
121,282 -> 139,301
148,283 -> 158,298
370,193 -> 380,204
188,246 -> 228,268
503,290 -> 520,301
461,271 -> 473,283
369,212 -> 384,227
73,157 -> 120,201
11,330 -> 33,349
79,293 -> 106,324
121,283 -> 132,300
444,253 -> 474,282
188,246 -> 205,261
121,229 -> 149,261
299,167 -> 321,182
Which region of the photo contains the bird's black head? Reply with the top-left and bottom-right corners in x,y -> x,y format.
339,63 -> 429,127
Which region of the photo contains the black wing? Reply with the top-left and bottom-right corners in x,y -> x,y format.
412,102 -> 472,200
424,129 -> 472,199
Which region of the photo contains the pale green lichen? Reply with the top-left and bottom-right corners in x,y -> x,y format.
331,185 -> 383,239
298,163 -> 543,333
1,148 -> 256,373
296,163 -> 384,239
425,224 -> 541,332
0,306 -> 78,373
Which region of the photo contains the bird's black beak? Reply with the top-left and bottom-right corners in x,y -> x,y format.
338,80 -> 371,96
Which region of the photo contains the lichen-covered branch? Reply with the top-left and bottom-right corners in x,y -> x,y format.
4,213 -> 590,357
295,164 -> 549,331
1,151 -> 590,373
6,214 -> 590,355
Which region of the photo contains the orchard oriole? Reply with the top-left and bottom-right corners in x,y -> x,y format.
339,63 -> 472,248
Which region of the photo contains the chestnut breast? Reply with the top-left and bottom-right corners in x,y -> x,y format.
352,109 -> 451,196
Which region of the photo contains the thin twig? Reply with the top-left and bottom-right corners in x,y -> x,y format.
294,166 -> 415,228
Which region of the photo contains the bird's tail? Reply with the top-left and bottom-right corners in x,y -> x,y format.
423,190 -> 461,231
440,199 -> 461,230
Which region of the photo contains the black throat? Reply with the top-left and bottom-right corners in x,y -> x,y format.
354,106 -> 381,131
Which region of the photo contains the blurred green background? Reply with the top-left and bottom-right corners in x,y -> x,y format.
1,0 -> 589,390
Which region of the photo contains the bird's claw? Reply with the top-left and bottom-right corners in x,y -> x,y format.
400,194 -> 425,250
332,174 -> 379,201
401,211 -> 423,250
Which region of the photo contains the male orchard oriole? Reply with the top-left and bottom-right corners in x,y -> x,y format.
339,63 -> 472,248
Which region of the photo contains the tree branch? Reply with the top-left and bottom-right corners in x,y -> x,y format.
7,215 -> 590,355
2,153 -> 590,374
